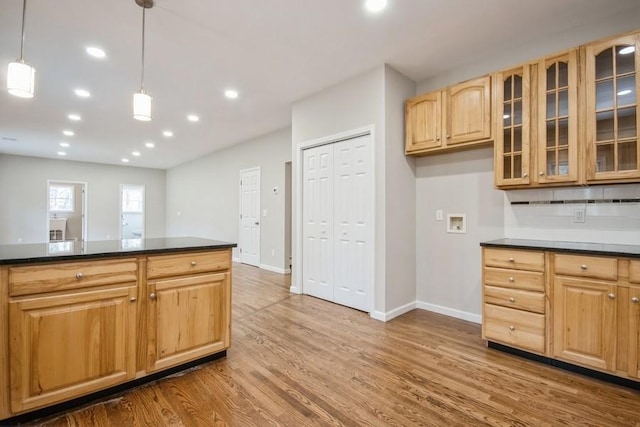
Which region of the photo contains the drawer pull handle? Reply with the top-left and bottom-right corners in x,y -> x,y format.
508,258 -> 515,263
608,293 -> 615,300
580,264 -> 587,270
508,277 -> 514,283
75,272 -> 84,280
191,261 -> 197,266
632,297 -> 639,304
150,293 -> 157,300
129,297 -> 137,303
509,326 -> 515,331
509,297 -> 515,303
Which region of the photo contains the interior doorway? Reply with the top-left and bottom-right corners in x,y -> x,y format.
239,167 -> 261,267
47,180 -> 86,244
120,184 -> 145,240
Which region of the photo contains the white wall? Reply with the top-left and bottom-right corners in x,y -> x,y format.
165,127 -> 291,272
0,154 -> 166,244
292,64 -> 417,319
414,10 -> 640,322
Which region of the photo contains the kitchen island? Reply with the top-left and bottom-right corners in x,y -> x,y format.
0,237 -> 236,422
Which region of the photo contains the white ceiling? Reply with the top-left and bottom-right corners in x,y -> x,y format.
1,0 -> 639,170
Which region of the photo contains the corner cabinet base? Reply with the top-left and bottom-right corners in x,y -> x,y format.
2,351 -> 226,425
487,341 -> 640,390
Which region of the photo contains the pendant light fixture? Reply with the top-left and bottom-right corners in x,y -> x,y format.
133,0 -> 153,121
7,0 -> 36,98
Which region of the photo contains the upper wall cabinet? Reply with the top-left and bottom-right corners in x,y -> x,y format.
583,33 -> 640,183
405,75 -> 493,156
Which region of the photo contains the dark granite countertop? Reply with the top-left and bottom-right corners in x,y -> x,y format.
480,238 -> 640,258
0,237 -> 237,265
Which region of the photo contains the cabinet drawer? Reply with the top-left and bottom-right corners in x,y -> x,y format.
483,248 -> 544,272
9,258 -> 138,296
630,260 -> 640,284
147,250 -> 230,279
483,267 -> 544,292
484,285 -> 545,314
553,254 -> 617,281
484,303 -> 545,353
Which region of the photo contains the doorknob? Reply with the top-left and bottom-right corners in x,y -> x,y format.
254,222 -> 259,226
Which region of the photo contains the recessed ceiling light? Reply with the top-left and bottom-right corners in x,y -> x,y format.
62,130 -> 74,136
68,114 -> 81,121
225,89 -> 239,99
121,158 -> 130,163
59,142 -> 70,148
162,130 -> 173,137
57,151 -> 67,156
132,151 -> 141,156
365,0 -> 387,13
86,46 -> 106,58
74,88 -> 91,98
617,89 -> 632,96
619,46 -> 636,55
187,114 -> 200,122
145,142 -> 155,148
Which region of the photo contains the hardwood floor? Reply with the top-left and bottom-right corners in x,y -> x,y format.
22,263 -> 640,426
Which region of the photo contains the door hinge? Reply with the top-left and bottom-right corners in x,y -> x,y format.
239,248 -> 242,253
240,214 -> 243,219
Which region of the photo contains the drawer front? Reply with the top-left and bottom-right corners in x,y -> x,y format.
483,303 -> 545,354
630,260 -> 640,284
484,285 -> 545,314
147,249 -> 230,279
483,267 -> 544,292
483,248 -> 544,272
9,258 -> 138,296
553,254 -> 617,281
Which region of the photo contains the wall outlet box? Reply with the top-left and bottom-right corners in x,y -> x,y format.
573,208 -> 586,223
447,214 -> 466,233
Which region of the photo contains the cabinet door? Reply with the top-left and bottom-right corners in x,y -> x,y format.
446,75 -> 492,145
9,286 -> 137,413
537,50 -> 579,184
495,66 -> 531,186
147,272 -> 230,372
584,33 -> 640,182
553,276 -> 616,371
629,286 -> 640,378
405,91 -> 442,152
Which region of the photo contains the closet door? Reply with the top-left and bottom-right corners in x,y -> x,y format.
333,135 -> 373,312
302,144 -> 334,301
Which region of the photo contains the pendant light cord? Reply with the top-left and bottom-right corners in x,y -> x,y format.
19,0 -> 27,61
140,5 -> 146,91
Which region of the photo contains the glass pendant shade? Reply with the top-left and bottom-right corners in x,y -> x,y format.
7,60 -> 35,98
133,90 -> 152,121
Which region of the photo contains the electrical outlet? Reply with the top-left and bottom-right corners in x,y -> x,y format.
573,208 -> 586,223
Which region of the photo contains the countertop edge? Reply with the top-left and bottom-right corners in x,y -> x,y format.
480,239 -> 640,258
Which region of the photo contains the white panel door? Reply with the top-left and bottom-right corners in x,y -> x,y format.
302,144 -> 334,301
333,135 -> 372,311
240,168 -> 261,267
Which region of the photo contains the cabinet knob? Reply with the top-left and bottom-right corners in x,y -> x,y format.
508,258 -> 515,263
75,272 -> 84,280
191,261 -> 197,266
509,325 -> 515,331
523,173 -> 528,177
580,264 -> 587,270
150,293 -> 157,300
446,134 -> 450,139
509,297 -> 515,303
632,297 -> 639,304
508,277 -> 515,283
436,137 -> 441,141
539,172 -> 544,176
608,293 -> 615,300
129,297 -> 137,303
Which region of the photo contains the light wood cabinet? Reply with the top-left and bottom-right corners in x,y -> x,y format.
628,285 -> 640,378
9,284 -> 137,413
406,75 -> 493,155
583,33 -> 640,183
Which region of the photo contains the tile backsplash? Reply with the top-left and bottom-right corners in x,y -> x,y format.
504,184 -> 640,245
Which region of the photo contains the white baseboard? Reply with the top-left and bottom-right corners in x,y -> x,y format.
370,301 -> 417,322
289,285 -> 301,294
259,263 -> 290,274
232,257 -> 240,263
416,301 -> 481,324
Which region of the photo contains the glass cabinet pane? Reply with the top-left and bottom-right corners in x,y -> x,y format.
514,127 -> 522,152
546,150 -> 556,175
514,155 -> 522,177
546,121 -> 556,147
514,101 -> 522,125
558,118 -> 569,145
616,45 -> 636,75
514,75 -> 523,99
547,64 -> 556,91
619,141 -> 638,170
596,48 -> 614,80
503,129 -> 512,154
546,93 -> 556,119
503,157 -> 512,179
558,62 -> 568,88
596,111 -> 615,141
558,90 -> 569,116
618,107 -> 637,139
504,77 -> 512,102
558,148 -> 569,175
596,80 -> 614,110
503,104 -> 511,127
616,75 -> 636,106
596,144 -> 615,172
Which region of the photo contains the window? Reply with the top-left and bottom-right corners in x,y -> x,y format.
122,187 -> 143,213
49,184 -> 74,212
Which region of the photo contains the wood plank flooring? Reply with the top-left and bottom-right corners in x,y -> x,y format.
22,263 -> 640,426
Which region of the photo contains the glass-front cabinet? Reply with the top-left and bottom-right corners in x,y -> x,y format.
584,33 -> 640,182
537,50 -> 579,184
495,66 -> 531,187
